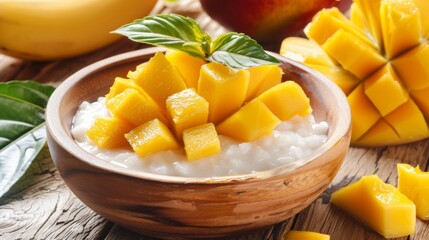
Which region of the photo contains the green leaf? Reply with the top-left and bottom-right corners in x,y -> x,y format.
112,14 -> 210,59
0,80 -> 54,199
209,32 -> 281,70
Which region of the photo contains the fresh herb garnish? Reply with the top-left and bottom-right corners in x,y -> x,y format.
112,14 -> 280,70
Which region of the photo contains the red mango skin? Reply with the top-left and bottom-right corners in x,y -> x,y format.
200,0 -> 352,46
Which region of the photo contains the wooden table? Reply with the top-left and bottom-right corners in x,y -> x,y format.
0,1 -> 428,239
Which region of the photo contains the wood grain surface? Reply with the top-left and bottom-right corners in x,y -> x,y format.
0,1 -> 428,239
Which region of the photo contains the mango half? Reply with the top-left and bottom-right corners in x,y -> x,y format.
280,0 -> 429,146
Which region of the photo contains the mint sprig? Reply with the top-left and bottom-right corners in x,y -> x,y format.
112,14 -> 280,70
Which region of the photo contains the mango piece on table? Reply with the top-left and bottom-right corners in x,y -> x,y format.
125,119 -> 179,158
106,88 -> 167,126
257,81 -> 311,121
306,64 -> 360,95
166,88 -> 209,140
165,50 -> 205,89
380,0 -> 421,59
364,63 -> 409,116
86,117 -> 134,149
397,163 -> 429,220
353,119 -> 401,147
217,99 -> 280,142
331,175 -> 416,238
322,28 -> 387,79
392,42 -> 429,91
183,123 -> 220,161
132,51 -> 187,109
280,37 -> 336,66
197,62 -> 249,124
347,84 -> 381,143
285,230 -> 330,240
105,77 -> 144,101
246,65 -> 282,101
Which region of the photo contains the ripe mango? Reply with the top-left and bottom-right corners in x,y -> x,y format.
183,123 -> 220,161
280,0 -> 429,146
285,230 -> 330,240
86,117 -> 134,148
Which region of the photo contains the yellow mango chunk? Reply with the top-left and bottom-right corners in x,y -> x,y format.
350,3 -> 368,33
364,64 -> 409,116
105,77 -> 144,101
197,62 -> 249,124
166,88 -> 209,140
217,99 -> 280,142
126,62 -> 147,80
280,37 -> 336,66
86,117 -> 134,149
397,163 -> 429,220
132,52 -> 187,109
165,50 -> 205,89
125,119 -> 179,158
322,29 -> 387,79
392,42 -> 429,91
246,65 -> 282,101
106,88 -> 167,126
182,123 -> 220,161
285,230 -> 330,240
331,175 -> 416,238
354,119 -> 401,146
307,64 -> 360,95
411,87 -> 429,119
347,84 -> 381,143
384,98 -> 429,140
353,0 -> 382,47
257,81 -> 312,121
305,7 -> 376,49
411,0 -> 429,38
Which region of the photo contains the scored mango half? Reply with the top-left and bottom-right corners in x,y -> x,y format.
280,0 -> 429,146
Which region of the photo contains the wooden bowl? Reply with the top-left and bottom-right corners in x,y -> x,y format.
46,47 -> 351,239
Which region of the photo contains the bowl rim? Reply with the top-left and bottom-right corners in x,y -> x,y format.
46,47 -> 351,184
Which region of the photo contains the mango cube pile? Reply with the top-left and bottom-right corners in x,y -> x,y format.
280,0 -> 429,146
86,51 -> 312,161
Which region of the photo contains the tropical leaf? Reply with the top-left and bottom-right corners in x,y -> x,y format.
0,80 -> 55,199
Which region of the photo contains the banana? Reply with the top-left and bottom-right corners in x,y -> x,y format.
0,0 -> 158,61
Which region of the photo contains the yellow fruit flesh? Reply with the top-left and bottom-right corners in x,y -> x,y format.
257,81 -> 312,121
86,117 -> 134,149
165,50 -> 206,89
245,65 -> 283,101
331,175 -> 416,238
166,89 -> 209,140
280,37 -> 336,66
285,230 -> 330,240
125,119 -> 179,158
216,99 -> 280,142
280,0 -> 429,146
105,77 -> 143,101
197,62 -> 249,124
397,163 -> 429,220
183,123 -> 220,161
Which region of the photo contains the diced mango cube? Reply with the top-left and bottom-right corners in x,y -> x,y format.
397,163 -> 429,220
364,64 -> 409,116
252,65 -> 283,99
307,64 -> 360,95
182,123 -> 220,161
280,37 -> 337,66
132,52 -> 187,109
86,117 -> 134,148
166,89 -> 209,140
412,0 -> 429,38
165,50 -> 205,89
106,88 -> 167,126
411,87 -> 429,119
331,175 -> 416,238
353,0 -> 383,47
322,28 -> 387,79
125,119 -> 179,158
257,81 -> 312,121
245,65 -> 282,101
350,3 -> 368,33
217,99 -> 280,142
354,119 -> 401,146
197,62 -> 249,124
285,230 -> 330,240
105,77 -> 144,101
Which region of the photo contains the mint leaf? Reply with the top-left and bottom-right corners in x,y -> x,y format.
209,33 -> 280,69
112,14 -> 209,59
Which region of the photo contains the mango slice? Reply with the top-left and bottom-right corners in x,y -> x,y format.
307,64 -> 360,95
197,62 -> 249,124
397,163 -> 429,220
285,230 -> 330,240
216,99 -> 280,142
166,88 -> 209,140
353,0 -> 382,47
331,175 -> 416,238
105,77 -> 142,101
125,119 -> 179,158
86,117 -> 134,149
131,51 -> 187,109
165,50 -> 205,89
183,123 -> 220,161
253,65 -> 283,97
280,37 -> 336,66
353,119 -> 401,146
257,81 -> 312,121
106,88 -> 167,126
245,65 -> 282,101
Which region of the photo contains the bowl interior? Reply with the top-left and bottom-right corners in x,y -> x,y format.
46,47 -> 351,183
